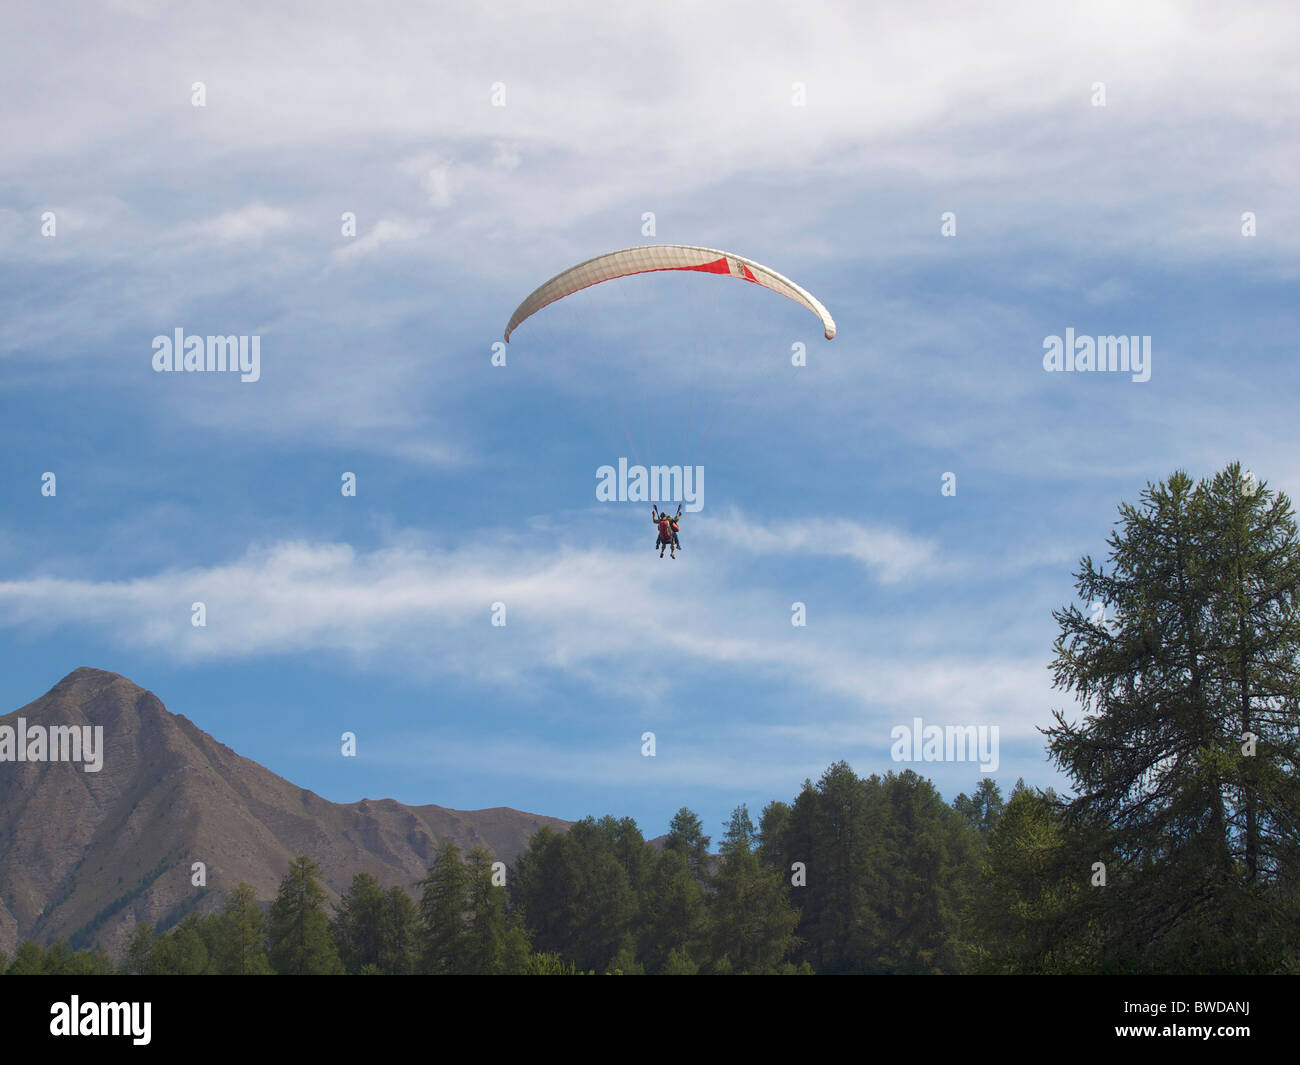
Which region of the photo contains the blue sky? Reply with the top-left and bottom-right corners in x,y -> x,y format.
2,1 -> 1298,843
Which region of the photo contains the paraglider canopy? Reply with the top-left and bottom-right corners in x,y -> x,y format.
504,244 -> 836,342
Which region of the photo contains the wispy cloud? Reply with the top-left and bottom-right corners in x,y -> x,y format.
701,506 -> 943,583
331,217 -> 432,263
167,202 -> 293,247
0,527 -> 1059,742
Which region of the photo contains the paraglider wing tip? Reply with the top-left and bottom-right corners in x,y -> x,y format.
825,325 -> 836,340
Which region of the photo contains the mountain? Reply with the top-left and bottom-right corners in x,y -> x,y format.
0,668 -> 570,958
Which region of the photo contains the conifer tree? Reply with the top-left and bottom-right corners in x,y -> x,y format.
868,771 -> 978,973
778,764 -> 881,972
42,940 -> 75,974
1047,464 -> 1300,971
512,819 -> 636,971
462,847 -> 531,974
707,804 -> 799,973
268,856 -> 342,974
74,946 -> 114,974
333,872 -> 385,974
638,847 -> 707,973
378,885 -> 417,975
213,882 -> 271,975
6,941 -> 45,975
976,782 -> 1092,973
121,923 -> 155,975
664,807 -> 711,885
418,841 -> 470,973
953,778 -> 1005,839
164,913 -> 210,974
756,800 -> 792,872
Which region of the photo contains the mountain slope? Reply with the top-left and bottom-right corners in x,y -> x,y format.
0,668 -> 569,957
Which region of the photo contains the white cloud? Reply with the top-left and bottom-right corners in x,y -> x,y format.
5,0 -> 1297,468
492,142 -> 522,171
701,506 -> 943,583
332,217 -> 431,263
5,2 -> 1296,268
421,164 -> 452,208
168,202 -> 292,246
0,528 -> 1058,743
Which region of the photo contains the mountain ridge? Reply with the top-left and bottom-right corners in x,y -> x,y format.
0,667 -> 571,958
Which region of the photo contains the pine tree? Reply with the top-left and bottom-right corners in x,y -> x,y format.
164,913 -> 210,974
707,804 -> 799,973
1202,466 -> 1300,924
953,778 -> 1005,839
143,933 -> 180,975
378,886 -> 418,974
462,847 -> 531,974
333,872 -> 385,974
637,847 -> 707,973
868,771 -> 979,973
268,856 -> 342,974
779,764 -> 881,972
756,800 -> 792,872
43,940 -> 74,974
509,828 -> 570,960
1046,464 -> 1300,971
417,841 -> 470,973
512,819 -> 637,971
664,807 -> 711,885
121,923 -> 155,975
6,941 -> 45,975
82,946 -> 115,974
213,883 -> 271,975
976,782 -> 1093,973
774,764 -> 979,973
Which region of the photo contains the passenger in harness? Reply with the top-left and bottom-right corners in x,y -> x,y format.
652,504 -> 683,558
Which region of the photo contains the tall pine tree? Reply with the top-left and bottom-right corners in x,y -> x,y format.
707,804 -> 799,973
268,856 -> 342,974
333,872 -> 386,974
1047,464 -> 1300,971
213,882 -> 271,975
417,842 -> 470,974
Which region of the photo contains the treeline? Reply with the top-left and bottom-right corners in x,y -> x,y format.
0,767 -> 988,976
3,761 -> 1295,974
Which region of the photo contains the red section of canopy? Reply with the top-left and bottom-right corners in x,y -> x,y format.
681,257 -> 757,282
681,257 -> 733,275
586,256 -> 760,290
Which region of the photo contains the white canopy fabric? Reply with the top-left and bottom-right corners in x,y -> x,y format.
505,244 -> 836,342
